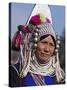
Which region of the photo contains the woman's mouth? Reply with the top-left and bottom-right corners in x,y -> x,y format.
40,52 -> 50,57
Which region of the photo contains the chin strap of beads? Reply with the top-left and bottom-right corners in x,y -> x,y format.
55,34 -> 64,83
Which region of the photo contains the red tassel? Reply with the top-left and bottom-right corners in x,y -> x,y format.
12,31 -> 22,50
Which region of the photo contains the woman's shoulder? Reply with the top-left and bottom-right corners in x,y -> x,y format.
9,63 -> 23,87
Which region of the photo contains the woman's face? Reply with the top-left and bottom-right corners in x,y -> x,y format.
35,35 -> 55,63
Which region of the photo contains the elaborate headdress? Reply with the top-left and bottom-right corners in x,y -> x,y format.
11,4 -> 64,83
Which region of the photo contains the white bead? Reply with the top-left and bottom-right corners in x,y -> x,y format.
57,36 -> 60,39
36,29 -> 39,32
34,38 -> 38,42
34,44 -> 37,47
56,44 -> 59,48
55,32 -> 58,35
35,33 -> 38,36
55,49 -> 58,52
57,40 -> 60,44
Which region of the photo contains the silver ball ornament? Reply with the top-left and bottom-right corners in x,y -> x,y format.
34,37 -> 38,42
55,49 -> 58,53
34,43 -> 37,47
36,29 -> 39,32
34,33 -> 38,36
56,44 -> 59,48
57,40 -> 60,44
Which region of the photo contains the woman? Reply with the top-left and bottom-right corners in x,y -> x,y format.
9,5 -> 65,87
10,22 -> 65,87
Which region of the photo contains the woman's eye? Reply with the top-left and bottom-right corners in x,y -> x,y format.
41,42 -> 54,47
50,43 -> 54,47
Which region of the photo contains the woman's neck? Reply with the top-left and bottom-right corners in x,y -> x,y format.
37,59 -> 50,66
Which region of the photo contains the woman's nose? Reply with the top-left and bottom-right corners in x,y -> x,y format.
44,44 -> 50,52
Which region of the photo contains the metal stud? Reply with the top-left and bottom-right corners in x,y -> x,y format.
34,43 -> 37,47
57,40 -> 60,44
56,44 -> 59,48
55,49 -> 58,53
34,37 -> 38,42
34,33 -> 38,36
57,36 -> 60,40
36,29 -> 39,32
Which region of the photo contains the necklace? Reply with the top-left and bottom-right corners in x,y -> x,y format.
29,55 -> 55,76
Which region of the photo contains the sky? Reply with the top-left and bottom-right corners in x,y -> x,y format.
10,3 -> 65,39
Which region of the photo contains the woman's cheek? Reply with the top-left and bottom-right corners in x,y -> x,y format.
50,47 -> 55,55
37,43 -> 44,51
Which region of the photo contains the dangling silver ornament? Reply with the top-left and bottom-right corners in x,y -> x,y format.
34,43 -> 37,47
55,32 -> 58,35
55,49 -> 58,53
35,29 -> 39,32
34,37 -> 38,42
56,44 -> 59,48
57,40 -> 60,44
34,32 -> 38,36
57,36 -> 60,40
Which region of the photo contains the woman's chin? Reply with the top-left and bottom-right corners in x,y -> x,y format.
37,56 -> 50,64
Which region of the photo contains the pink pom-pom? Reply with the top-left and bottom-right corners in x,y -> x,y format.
29,15 -> 41,25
